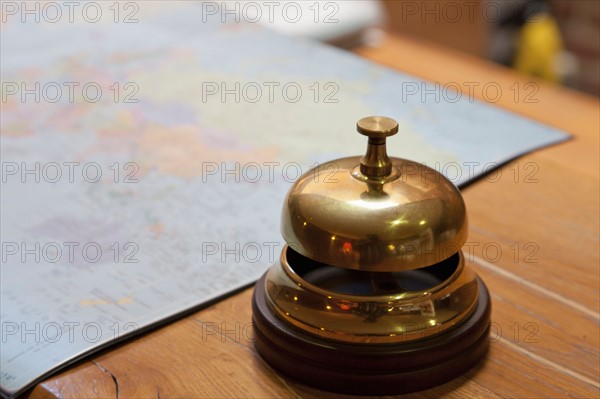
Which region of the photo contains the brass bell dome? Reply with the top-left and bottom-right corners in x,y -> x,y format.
281,116 -> 468,272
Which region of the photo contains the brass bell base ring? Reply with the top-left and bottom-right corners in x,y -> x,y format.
252,273 -> 491,395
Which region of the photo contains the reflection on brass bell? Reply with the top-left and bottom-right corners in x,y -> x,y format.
252,116 -> 491,395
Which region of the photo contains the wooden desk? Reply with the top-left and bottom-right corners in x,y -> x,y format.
29,33 -> 599,398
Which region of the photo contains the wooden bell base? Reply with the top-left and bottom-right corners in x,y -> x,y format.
252,273 -> 491,395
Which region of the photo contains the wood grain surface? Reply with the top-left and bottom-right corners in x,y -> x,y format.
28,33 -> 600,399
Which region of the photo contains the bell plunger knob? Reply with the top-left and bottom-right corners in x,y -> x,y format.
357,116 -> 399,179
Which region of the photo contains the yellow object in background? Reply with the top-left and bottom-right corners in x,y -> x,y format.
513,12 -> 564,82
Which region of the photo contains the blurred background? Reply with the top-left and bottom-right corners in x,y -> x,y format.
383,0 -> 599,97
259,0 -> 600,97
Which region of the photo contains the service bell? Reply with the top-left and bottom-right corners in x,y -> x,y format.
252,116 -> 491,395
